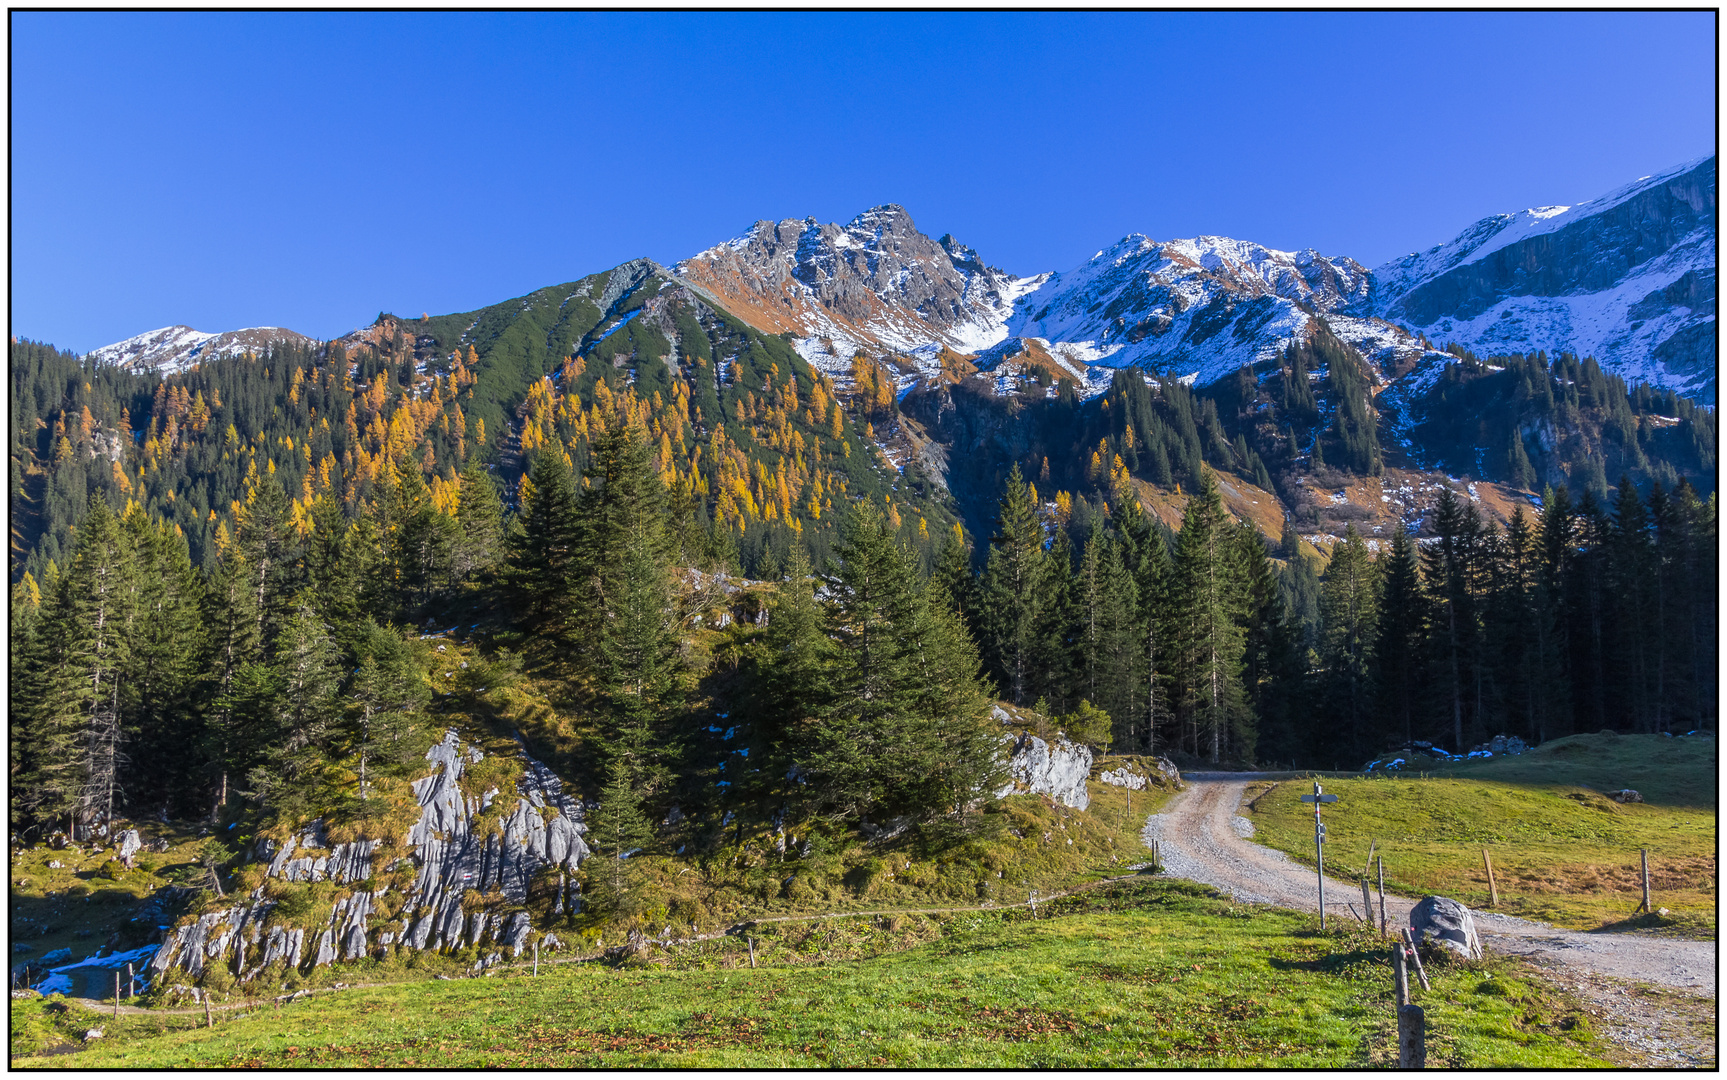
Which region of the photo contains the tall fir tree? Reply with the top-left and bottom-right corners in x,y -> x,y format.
1170,472 -> 1248,763
1316,524 -> 1380,762
980,466 -> 1047,705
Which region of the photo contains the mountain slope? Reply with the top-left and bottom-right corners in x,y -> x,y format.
1368,156 -> 1717,402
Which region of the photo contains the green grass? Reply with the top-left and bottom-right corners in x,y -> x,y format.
13,880 -> 1611,1069
1246,734 -> 1716,935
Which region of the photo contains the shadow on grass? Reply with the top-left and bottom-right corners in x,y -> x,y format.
1268,946 -> 1390,975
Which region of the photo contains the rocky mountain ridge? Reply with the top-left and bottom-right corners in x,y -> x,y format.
86,156 -> 1712,403
1367,156 -> 1716,403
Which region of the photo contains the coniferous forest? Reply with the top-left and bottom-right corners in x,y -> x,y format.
8,321 -> 1718,852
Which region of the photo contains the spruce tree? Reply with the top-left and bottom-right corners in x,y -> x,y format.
980,466 -> 1046,705
1171,473 -> 1248,763
583,761 -> 655,919
244,594 -> 343,818
347,621 -> 432,804
1114,495 -> 1171,754
452,457 -> 505,585
575,417 -> 681,786
757,546 -> 834,808
1316,524 -> 1380,761
1375,528 -> 1426,747
119,507 -> 207,815
23,496 -> 136,835
1421,486 -> 1484,751
503,448 -> 580,631
807,500 -> 920,820
930,523 -> 978,624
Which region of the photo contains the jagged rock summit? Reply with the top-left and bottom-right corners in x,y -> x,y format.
674,204 -> 1046,382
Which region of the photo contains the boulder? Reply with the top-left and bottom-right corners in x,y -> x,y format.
1607,789 -> 1643,803
117,830 -> 143,868
1409,896 -> 1482,960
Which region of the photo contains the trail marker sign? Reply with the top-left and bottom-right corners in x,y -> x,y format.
1300,783 -> 1339,928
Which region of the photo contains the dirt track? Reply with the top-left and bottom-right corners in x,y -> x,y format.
1148,772 -> 1717,1067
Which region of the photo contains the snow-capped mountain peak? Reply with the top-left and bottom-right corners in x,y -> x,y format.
87,325 -> 314,375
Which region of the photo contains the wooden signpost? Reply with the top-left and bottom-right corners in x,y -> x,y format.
1299,783 -> 1339,929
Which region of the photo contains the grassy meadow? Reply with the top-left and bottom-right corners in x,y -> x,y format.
13,879 -> 1611,1069
1245,733 -> 1716,935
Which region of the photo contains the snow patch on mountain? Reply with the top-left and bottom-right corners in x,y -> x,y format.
88,325 -> 313,375
1373,156 -> 1712,299
998,234 -> 1373,388
1370,155 -> 1716,401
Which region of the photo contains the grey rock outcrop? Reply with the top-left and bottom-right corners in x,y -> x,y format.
117,830 -> 143,868
1094,756 -> 1181,790
1409,895 -> 1483,960
998,732 -> 1094,810
150,730 -> 589,984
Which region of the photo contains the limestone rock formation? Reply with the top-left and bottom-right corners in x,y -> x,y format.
150,730 -> 587,984
998,732 -> 1094,810
1094,756 -> 1182,790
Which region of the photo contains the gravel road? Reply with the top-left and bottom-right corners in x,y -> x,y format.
1146,772 -> 1715,993
1145,772 -> 1716,1066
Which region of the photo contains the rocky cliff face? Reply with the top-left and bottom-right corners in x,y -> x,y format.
148,730 -> 587,985
1369,156 -> 1717,402
674,205 -> 1044,384
992,707 -> 1096,810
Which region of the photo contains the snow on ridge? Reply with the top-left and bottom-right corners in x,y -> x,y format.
1372,154 -> 1715,294
87,324 -> 309,375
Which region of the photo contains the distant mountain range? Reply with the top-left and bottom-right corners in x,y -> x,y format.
91,156 -> 1714,404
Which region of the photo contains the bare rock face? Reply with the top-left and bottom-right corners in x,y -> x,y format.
1409,895 -> 1483,960
675,205 -> 1040,361
117,830 -> 143,868
150,730 -> 587,984
998,732 -> 1094,810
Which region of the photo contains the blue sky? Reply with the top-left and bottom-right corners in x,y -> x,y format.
13,11 -> 1716,354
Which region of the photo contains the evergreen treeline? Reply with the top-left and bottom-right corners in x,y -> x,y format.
937,467 -> 1716,771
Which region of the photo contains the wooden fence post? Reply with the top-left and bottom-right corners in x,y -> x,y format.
748,937 -> 757,969
1360,878 -> 1376,931
1397,1004 -> 1426,1068
127,963 -> 134,999
1482,849 -> 1499,907
1362,839 -> 1377,880
1393,937 -> 1410,1007
1636,849 -> 1651,914
203,992 -> 213,1029
1377,857 -> 1388,938
1402,928 -> 1431,993
533,940 -> 540,977
114,972 -> 121,1020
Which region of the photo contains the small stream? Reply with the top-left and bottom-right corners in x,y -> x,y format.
27,944 -> 158,1000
